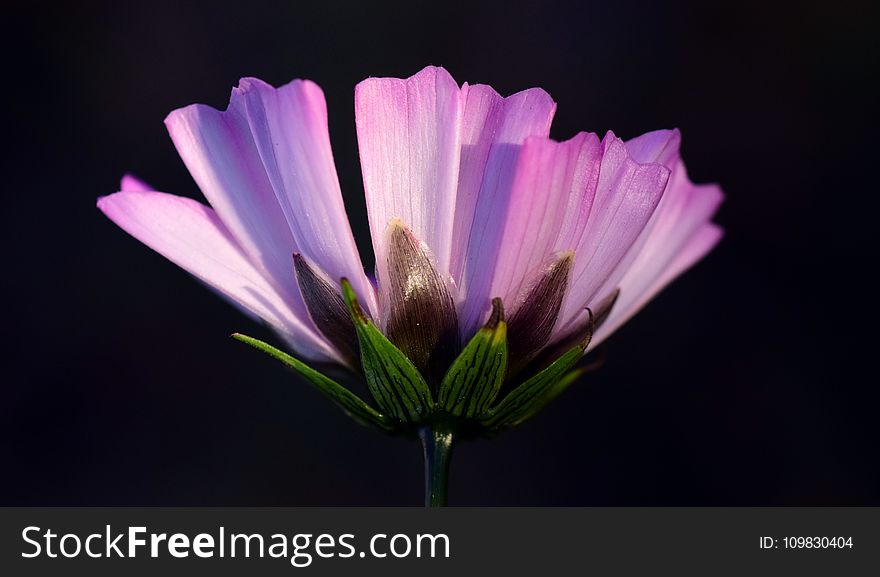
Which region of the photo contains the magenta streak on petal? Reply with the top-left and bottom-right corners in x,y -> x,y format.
97,191 -> 339,362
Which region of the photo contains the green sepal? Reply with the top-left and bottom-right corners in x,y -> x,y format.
438,298 -> 508,418
482,343 -> 585,430
232,333 -> 394,432
340,279 -> 433,423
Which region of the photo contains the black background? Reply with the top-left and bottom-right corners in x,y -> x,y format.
1,0 -> 876,505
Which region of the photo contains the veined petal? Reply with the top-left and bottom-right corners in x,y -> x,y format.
589,157 -> 722,313
117,175 -> 262,326
355,66 -> 557,339
461,132 -> 601,337
558,129 -> 684,329
356,66 -> 462,279
558,131 -> 670,328
234,78 -> 377,315
97,191 -> 337,362
451,84 -> 556,289
589,158 -> 724,348
165,100 -> 300,301
592,223 -> 724,348
624,128 -> 681,166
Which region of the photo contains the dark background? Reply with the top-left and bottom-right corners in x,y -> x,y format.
1,0 -> 876,505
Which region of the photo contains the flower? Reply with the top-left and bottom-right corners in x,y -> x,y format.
98,66 -> 723,437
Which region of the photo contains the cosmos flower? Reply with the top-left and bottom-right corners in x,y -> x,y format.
98,66 -> 722,450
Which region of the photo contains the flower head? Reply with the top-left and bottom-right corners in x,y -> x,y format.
98,66 -> 723,436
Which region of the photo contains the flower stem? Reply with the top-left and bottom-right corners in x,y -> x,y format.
419,426 -> 454,507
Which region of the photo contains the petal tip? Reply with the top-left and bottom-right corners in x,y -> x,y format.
96,191 -> 129,214
120,173 -> 151,192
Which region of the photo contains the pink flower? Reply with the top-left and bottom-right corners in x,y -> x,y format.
98,66 -> 722,429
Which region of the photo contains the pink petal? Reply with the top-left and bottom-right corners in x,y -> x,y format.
591,222 -> 724,348
566,130 -> 686,323
585,155 -> 724,349
356,66 -> 463,281
165,99 -> 302,308
355,67 -> 557,334
232,78 -> 377,314
114,171 -> 368,364
459,132 -> 601,335
450,83 -> 556,286
603,161 -> 723,307
118,175 -> 264,324
624,128 -> 681,166
98,191 -> 338,362
120,174 -> 152,192
558,132 -> 671,327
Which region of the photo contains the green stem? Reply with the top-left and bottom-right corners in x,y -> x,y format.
419,427 -> 454,507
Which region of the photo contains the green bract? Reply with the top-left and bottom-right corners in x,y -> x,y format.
234,280 -> 595,438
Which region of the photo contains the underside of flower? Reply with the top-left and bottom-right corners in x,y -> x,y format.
98,65 -> 724,440
234,266 -> 601,438
233,211 -> 619,439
